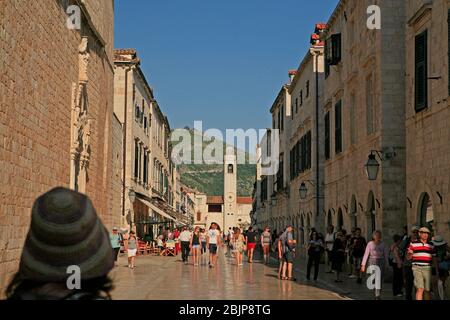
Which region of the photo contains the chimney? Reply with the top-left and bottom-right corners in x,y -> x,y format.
288,70 -> 297,83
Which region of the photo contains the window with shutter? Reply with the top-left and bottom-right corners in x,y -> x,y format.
302,136 -> 307,172
325,112 -> 330,160
448,10 -> 450,96
415,30 -> 428,112
325,38 -> 331,77
331,34 -> 342,65
307,131 -> 312,170
350,93 -> 356,145
366,74 -> 374,135
335,100 -> 342,154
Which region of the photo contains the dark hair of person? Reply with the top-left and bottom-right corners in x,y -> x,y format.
310,231 -> 318,241
355,227 -> 361,232
393,234 -> 402,243
6,273 -> 114,300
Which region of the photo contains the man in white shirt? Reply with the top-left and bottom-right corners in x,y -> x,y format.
179,226 -> 192,264
207,222 -> 221,268
324,225 -> 336,273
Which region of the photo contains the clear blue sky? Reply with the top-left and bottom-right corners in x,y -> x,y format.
115,0 -> 337,138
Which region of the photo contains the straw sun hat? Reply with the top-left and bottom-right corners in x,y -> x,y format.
18,187 -> 114,282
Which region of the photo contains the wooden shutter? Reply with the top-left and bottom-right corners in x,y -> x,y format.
331,34 -> 342,65
325,112 -> 330,160
307,131 -> 312,169
335,100 -> 342,154
415,30 -> 428,112
325,38 -> 330,77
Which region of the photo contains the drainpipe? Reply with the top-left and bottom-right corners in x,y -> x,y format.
122,66 -> 132,224
315,52 -> 320,229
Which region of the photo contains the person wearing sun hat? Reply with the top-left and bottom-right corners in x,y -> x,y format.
431,235 -> 450,299
407,227 -> 438,300
6,187 -> 115,300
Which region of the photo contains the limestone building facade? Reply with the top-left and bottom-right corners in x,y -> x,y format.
321,0 -> 407,240
0,0 -> 116,294
405,0 -> 450,241
114,49 -> 179,239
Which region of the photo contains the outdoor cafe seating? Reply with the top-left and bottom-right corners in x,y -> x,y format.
161,241 -> 176,256
137,240 -> 151,255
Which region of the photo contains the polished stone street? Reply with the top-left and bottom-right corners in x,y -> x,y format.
110,248 -> 349,300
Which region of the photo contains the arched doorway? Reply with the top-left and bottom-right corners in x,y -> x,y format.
367,191 -> 376,238
418,193 -> 434,232
307,213 -> 311,236
337,208 -> 344,231
300,215 -> 305,246
327,210 -> 333,228
351,195 -> 358,229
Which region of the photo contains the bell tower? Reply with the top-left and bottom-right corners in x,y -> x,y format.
224,146 -> 237,231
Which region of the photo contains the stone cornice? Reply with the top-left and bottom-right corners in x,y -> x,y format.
407,1 -> 432,27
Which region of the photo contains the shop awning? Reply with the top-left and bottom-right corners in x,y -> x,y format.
137,197 -> 176,222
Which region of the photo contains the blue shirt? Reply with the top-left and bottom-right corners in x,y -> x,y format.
110,233 -> 121,249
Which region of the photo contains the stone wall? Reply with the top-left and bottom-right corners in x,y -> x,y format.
110,113 -> 123,229
0,0 -> 114,295
405,0 -> 450,241
321,0 -> 406,240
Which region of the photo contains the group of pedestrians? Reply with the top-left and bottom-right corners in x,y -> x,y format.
176,223 -> 222,268
302,224 -> 450,300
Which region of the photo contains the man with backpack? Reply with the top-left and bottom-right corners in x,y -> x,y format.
348,227 -> 367,284
280,225 -> 297,281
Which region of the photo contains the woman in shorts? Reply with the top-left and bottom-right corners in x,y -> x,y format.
232,228 -> 246,266
261,227 -> 272,265
126,231 -> 138,269
190,226 -> 202,266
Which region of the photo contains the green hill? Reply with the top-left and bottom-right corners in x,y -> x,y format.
173,128 -> 256,196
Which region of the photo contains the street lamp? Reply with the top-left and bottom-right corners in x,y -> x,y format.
128,189 -> 136,230
365,153 -> 380,181
364,148 -> 396,181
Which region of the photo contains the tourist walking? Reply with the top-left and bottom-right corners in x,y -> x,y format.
306,230 -> 324,281
207,222 -> 221,268
126,231 -> 138,269
324,225 -> 336,273
190,227 -> 201,266
232,228 -> 246,266
361,230 -> 389,300
275,231 -> 284,279
281,226 -> 297,281
348,227 -> 367,284
6,188 -> 115,300
331,231 -> 346,283
390,234 -> 404,297
407,227 -> 438,300
179,226 -> 192,264
261,227 -> 272,265
245,227 -> 257,263
400,226 -> 419,300
432,235 -> 450,300
173,228 -> 181,256
200,228 -> 207,254
110,227 -> 121,267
